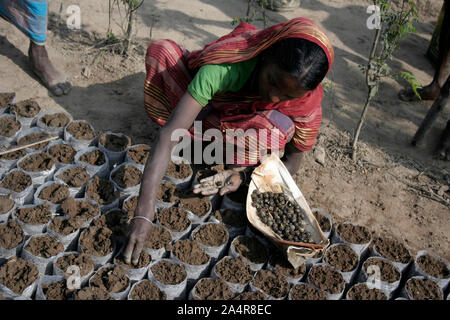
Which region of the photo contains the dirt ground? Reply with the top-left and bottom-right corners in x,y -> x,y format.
0,0 -> 449,260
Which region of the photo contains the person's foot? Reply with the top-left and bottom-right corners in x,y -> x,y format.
28,42 -> 71,96
398,83 -> 440,102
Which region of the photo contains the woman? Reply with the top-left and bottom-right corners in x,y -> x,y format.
123,17 -> 334,264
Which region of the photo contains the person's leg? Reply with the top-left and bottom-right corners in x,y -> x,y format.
399,0 -> 450,101
0,0 -> 71,96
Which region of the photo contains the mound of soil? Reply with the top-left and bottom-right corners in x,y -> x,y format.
18,152 -> 55,172
111,165 -> 142,188
38,183 -> 70,204
54,253 -> 95,277
165,160 -> 192,179
0,257 -> 39,295
215,257 -> 253,285
213,209 -> 247,228
313,211 -> 331,233
24,234 -> 64,258
99,133 -> 131,152
66,121 -> 95,140
47,143 -> 76,165
0,194 -> 15,214
157,182 -> 181,203
90,265 -> 130,293
323,244 -> 359,272
48,216 -> 83,236
0,170 -> 32,192
406,277 -> 443,300
17,131 -> 49,150
372,236 -> 412,264
363,257 -> 401,283
0,149 -> 26,161
335,223 -> 371,244
193,278 -> 234,300
251,269 -> 290,299
60,197 -> 100,225
157,207 -> 190,232
0,219 -> 24,249
129,280 -> 167,300
126,145 -> 150,165
172,239 -> 209,265
346,283 -> 387,300
232,236 -> 267,264
0,92 -> 15,107
308,264 -> 345,295
74,286 -> 113,300
41,280 -> 75,300
56,166 -> 90,187
233,291 -> 266,300
39,113 -> 70,128
115,250 -> 151,269
85,176 -> 119,205
123,195 -> 137,216
145,225 -> 172,250
0,116 -> 21,137
180,195 -> 211,218
78,149 -> 106,166
290,283 -> 328,300
151,260 -> 187,285
269,252 -> 306,279
10,99 -> 40,118
193,223 -> 228,247
416,254 -> 449,279
14,204 -> 52,225
79,225 -> 114,257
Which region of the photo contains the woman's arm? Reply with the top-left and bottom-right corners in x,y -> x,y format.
282,141 -> 305,175
123,92 -> 202,264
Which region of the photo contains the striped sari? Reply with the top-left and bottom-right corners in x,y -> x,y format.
0,0 -> 47,45
144,18 -> 334,165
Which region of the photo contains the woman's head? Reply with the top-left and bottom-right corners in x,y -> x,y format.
258,38 -> 329,103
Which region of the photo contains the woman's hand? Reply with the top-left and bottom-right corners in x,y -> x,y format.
123,216 -> 153,265
193,169 -> 243,196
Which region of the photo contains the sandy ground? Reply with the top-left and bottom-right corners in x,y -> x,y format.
0,0 -> 449,260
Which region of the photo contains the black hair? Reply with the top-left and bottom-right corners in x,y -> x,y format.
263,38 -> 329,90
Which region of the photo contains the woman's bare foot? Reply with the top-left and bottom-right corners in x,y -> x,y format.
398,83 -> 440,102
28,42 -> 71,96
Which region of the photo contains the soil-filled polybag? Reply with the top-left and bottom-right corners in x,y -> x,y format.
143,223 -> 172,260
0,149 -> 27,178
0,169 -> 35,205
170,247 -> 211,290
190,222 -> 229,261
127,279 -> 167,300
188,277 -> 234,300
20,234 -> 63,275
36,111 -> 73,138
33,181 -> 69,212
83,176 -> 120,213
399,275 -> 445,300
98,131 -> 131,168
15,127 -> 52,154
155,181 -> 178,210
0,220 -> 25,259
53,164 -> 89,198
113,247 -> 151,282
0,276 -> 37,300
207,209 -> 247,239
267,254 -> 307,285
311,208 -> 333,239
0,113 -> 22,147
77,227 -> 116,267
162,155 -> 193,190
46,216 -> 81,251
35,275 -> 68,300
74,146 -> 110,179
357,256 -> 402,298
8,100 -> 42,129
0,92 -> 16,114
64,120 -> 96,151
408,250 -> 449,291
228,235 -> 267,272
11,203 -> 53,236
306,263 -> 346,300
209,256 -> 252,295
46,139 -> 76,170
89,264 -> 131,300
109,162 -> 143,198
246,154 -> 329,269
124,144 -> 150,172
52,251 -> 94,288
147,259 -> 188,300
157,209 -> 192,242
369,237 -> 412,274
288,282 -> 328,300
182,198 -> 213,228
331,222 -> 372,257
248,269 -> 290,300
0,194 -> 16,224
17,153 -> 56,187
322,243 -> 361,286
345,282 -> 390,300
